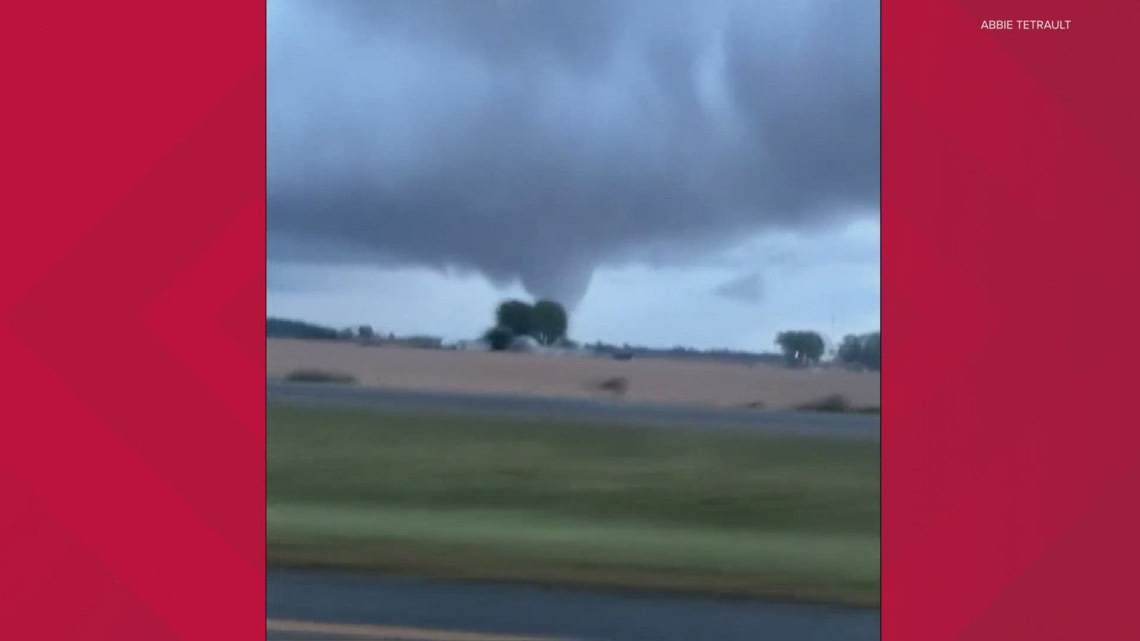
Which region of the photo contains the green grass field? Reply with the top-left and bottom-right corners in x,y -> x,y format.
268,404 -> 880,606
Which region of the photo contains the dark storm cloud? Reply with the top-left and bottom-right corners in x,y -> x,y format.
268,0 -> 879,308
714,272 -> 766,303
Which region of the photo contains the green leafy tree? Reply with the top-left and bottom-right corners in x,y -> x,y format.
483,326 -> 514,352
495,300 -> 534,337
531,299 -> 569,345
775,330 -> 826,366
357,325 -> 375,340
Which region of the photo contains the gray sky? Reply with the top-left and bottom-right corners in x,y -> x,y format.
267,0 -> 880,351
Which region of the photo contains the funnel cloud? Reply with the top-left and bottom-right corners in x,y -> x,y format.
268,0 -> 879,310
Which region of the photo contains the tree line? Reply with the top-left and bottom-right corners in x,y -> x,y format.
267,317 -> 341,341
482,300 -> 879,371
269,305 -> 880,372
775,329 -> 880,370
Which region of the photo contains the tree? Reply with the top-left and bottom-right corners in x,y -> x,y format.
483,326 -> 514,352
495,300 -> 533,337
775,330 -> 826,366
357,325 -> 375,340
837,334 -> 863,364
863,331 -> 880,370
836,331 -> 880,371
803,332 -> 826,363
530,299 -> 568,345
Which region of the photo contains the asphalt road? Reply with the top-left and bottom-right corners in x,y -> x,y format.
268,569 -> 880,641
266,381 -> 879,440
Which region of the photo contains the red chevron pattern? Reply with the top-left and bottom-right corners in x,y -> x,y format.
1,2 -> 264,640
885,0 -> 1140,639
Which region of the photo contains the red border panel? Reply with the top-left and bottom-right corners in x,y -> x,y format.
885,1 -> 1140,639
1,2 -> 265,640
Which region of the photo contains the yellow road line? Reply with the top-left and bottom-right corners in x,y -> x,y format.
267,619 -> 570,641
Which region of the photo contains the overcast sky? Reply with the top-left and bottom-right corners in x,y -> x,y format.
267,0 -> 880,352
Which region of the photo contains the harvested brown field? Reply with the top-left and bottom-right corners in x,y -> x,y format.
268,338 -> 880,411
